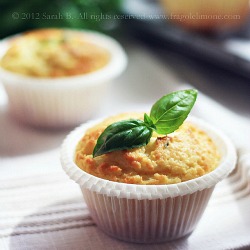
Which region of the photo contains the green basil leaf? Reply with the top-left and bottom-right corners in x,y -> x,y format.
150,89 -> 197,134
93,119 -> 153,157
92,89 -> 198,157
144,113 -> 156,129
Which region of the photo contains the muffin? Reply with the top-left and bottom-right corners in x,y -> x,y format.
0,29 -> 127,128
1,29 -> 110,77
160,0 -> 249,32
75,113 -> 220,185
61,113 -> 237,243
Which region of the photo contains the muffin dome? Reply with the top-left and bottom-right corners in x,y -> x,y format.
75,113 -> 220,184
1,29 -> 110,77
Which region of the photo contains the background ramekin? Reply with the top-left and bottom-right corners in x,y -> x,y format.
60,116 -> 237,243
0,29 -> 127,128
159,0 -> 249,32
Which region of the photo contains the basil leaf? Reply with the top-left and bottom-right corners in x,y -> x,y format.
93,119 -> 153,157
150,89 -> 197,134
144,113 -> 156,129
92,89 -> 198,157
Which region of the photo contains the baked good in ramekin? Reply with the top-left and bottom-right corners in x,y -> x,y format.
60,113 -> 237,243
160,0 -> 249,32
0,29 -> 127,128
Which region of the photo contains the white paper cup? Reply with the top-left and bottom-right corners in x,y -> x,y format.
0,29 -> 127,128
60,116 -> 237,243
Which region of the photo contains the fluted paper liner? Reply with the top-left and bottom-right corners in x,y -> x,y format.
60,116 -> 237,242
83,187 -> 214,243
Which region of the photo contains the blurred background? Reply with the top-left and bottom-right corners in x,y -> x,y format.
1,0 -> 250,35
0,0 -> 250,115
0,0 -> 122,38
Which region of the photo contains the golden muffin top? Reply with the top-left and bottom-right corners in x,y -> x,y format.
75,113 -> 221,185
0,29 -> 110,78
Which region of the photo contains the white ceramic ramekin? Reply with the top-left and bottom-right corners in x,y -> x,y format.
0,29 -> 127,128
60,116 -> 237,243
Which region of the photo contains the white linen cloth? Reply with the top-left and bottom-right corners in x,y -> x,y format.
0,43 -> 250,250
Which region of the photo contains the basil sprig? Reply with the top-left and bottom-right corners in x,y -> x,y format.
93,89 -> 197,157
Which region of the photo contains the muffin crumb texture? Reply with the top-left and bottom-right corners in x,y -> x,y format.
1,29 -> 110,77
75,113 -> 221,185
